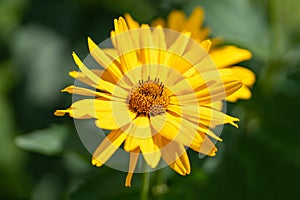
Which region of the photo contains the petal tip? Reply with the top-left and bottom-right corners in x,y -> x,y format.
91,157 -> 103,167
61,86 -> 73,93
125,173 -> 133,187
54,110 -> 66,116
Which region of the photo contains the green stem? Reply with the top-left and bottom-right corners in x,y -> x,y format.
140,169 -> 150,200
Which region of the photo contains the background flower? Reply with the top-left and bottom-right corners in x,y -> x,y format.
1,0 -> 300,199
150,7 -> 256,102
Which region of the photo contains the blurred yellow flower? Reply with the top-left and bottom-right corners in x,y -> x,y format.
126,7 -> 256,102
152,7 -> 209,42
55,17 -> 242,186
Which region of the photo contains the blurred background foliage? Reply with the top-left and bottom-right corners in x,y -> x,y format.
0,0 -> 300,199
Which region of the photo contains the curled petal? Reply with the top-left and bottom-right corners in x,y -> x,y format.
125,148 -> 140,187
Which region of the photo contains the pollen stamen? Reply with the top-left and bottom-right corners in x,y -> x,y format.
129,78 -> 170,116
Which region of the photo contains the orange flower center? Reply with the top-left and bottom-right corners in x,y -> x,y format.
129,78 -> 170,116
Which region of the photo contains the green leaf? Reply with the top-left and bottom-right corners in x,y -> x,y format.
31,174 -> 62,200
15,125 -> 68,156
0,90 -> 29,199
11,24 -> 72,105
0,0 -> 28,42
0,61 -> 15,95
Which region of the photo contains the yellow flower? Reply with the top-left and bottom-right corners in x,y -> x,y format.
127,7 -> 256,102
55,17 -> 242,186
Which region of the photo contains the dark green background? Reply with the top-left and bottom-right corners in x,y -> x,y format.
1,0 -> 299,199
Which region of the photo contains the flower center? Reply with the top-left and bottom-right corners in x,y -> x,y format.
129,77 -> 170,116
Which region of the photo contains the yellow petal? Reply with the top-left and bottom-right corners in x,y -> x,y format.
164,52 -> 193,79
170,159 -> 190,175
151,112 -> 204,148
87,37 -> 114,68
167,10 -> 186,32
192,54 -> 221,74
125,173 -> 133,187
56,98 -> 131,121
124,13 -> 140,29
72,52 -> 101,86
55,99 -> 105,119
184,7 -> 207,40
113,18 -> 140,74
190,134 -> 218,156
95,100 -> 136,130
158,126 -> 217,157
140,137 -> 161,168
69,69 -> 130,91
54,109 -> 73,117
186,7 -> 205,30
196,80 -> 243,104
88,37 -> 123,81
166,105 -> 225,140
69,70 -> 95,87
70,67 -> 131,92
209,46 -> 252,68
200,39 -> 212,52
123,116 -> 154,153
72,52 -> 126,96
198,126 -> 222,141
168,31 -> 191,56
125,135 -> 160,167
171,76 -> 242,105
92,129 -> 127,167
167,104 -> 239,129
153,26 -> 166,51
123,116 -> 161,168
156,136 -> 190,175
125,148 -> 140,187
124,115 -> 151,138
193,67 -> 255,102
231,66 -> 256,86
103,48 -> 119,59
210,67 -> 255,91
139,27 -> 158,79
170,70 -> 210,95
61,85 -> 112,99
180,42 -> 210,72
170,149 -> 191,175
226,84 -> 252,102
151,17 -> 166,27
202,101 -> 224,112
124,135 -> 140,152
110,30 -> 117,48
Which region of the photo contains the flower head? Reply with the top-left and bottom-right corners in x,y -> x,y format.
55,17 -> 243,186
